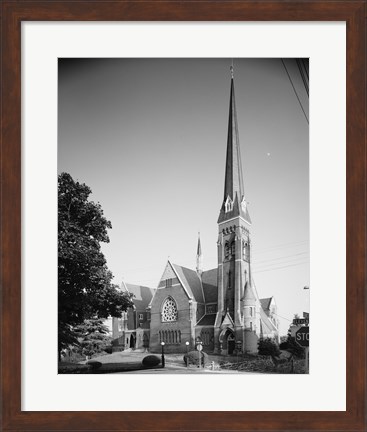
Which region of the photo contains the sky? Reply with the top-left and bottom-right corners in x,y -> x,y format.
58,58 -> 309,336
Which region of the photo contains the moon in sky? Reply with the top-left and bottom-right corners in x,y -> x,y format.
267,153 -> 271,156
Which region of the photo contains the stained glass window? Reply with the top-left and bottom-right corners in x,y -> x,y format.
162,297 -> 178,322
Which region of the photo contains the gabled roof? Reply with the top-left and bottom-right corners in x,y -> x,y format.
122,282 -> 155,311
221,311 -> 235,327
201,268 -> 218,303
172,263 -> 205,304
259,307 -> 278,334
260,297 -> 273,314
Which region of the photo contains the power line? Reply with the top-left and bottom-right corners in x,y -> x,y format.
281,58 -> 309,124
271,311 -> 293,323
253,251 -> 309,265
296,58 -> 309,96
254,261 -> 309,274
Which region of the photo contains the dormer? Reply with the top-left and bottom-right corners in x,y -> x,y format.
241,196 -> 247,212
224,195 -> 233,213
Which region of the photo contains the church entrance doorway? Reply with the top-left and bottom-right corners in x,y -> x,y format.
220,328 -> 235,355
227,333 -> 235,355
130,334 -> 136,349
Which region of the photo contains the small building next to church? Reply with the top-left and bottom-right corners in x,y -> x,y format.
112,68 -> 279,355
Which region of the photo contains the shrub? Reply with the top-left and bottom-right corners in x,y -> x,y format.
285,335 -> 305,359
183,350 -> 208,366
279,340 -> 289,350
87,360 -> 102,370
257,338 -> 280,357
58,363 -> 93,374
142,355 -> 161,367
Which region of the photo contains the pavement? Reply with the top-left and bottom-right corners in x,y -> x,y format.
85,351 -> 255,374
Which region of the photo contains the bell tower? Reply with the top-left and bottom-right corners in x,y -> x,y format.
214,65 -> 254,352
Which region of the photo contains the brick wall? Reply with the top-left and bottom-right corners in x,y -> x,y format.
149,282 -> 193,353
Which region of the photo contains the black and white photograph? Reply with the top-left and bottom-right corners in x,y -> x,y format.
58,58 -> 309,374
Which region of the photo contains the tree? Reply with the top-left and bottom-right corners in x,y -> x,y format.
258,337 -> 281,357
58,172 -> 134,355
73,318 -> 112,358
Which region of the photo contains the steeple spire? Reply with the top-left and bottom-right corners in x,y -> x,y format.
218,66 -> 251,225
196,232 -> 203,275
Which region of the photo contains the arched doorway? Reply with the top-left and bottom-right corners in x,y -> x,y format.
130,334 -> 136,349
143,333 -> 149,350
220,328 -> 235,355
227,333 -> 235,355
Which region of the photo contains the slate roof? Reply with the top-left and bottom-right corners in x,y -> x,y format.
260,297 -> 272,315
201,268 -> 218,303
243,281 -> 256,301
217,77 -> 251,225
172,263 -> 205,304
196,314 -> 216,326
260,307 -> 277,334
122,282 -> 155,311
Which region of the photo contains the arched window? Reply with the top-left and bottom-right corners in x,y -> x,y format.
243,240 -> 250,260
161,297 -> 178,322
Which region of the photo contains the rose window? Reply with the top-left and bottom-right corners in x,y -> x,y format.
162,298 -> 178,322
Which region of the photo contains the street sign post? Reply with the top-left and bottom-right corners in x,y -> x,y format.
295,326 -> 309,374
293,318 -> 309,325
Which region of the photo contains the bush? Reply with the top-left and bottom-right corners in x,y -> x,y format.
87,360 -> 102,370
285,336 -> 305,359
104,346 -> 113,354
183,350 -> 208,366
58,363 -> 93,374
279,340 -> 289,350
258,338 -> 280,357
142,355 -> 161,367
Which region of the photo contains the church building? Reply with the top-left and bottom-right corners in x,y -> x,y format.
112,67 -> 279,355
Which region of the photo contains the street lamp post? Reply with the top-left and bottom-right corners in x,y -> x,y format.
185,341 -> 190,368
196,341 -> 203,369
161,341 -> 165,368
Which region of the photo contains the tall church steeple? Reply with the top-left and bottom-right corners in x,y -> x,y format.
214,65 -> 255,353
218,66 -> 251,225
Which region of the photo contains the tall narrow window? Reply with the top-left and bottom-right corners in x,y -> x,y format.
225,242 -> 230,258
231,242 -> 236,256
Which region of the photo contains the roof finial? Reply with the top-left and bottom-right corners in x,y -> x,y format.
230,59 -> 234,79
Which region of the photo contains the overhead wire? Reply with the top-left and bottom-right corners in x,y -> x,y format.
296,59 -> 309,96
281,58 -> 309,124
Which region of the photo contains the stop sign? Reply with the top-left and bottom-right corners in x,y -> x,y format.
295,326 -> 309,347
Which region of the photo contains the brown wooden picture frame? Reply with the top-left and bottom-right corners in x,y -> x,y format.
1,1 -> 366,431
